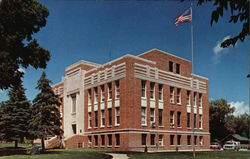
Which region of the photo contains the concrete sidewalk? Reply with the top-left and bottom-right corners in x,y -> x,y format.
105,153 -> 129,159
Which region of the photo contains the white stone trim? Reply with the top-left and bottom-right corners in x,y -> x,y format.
66,60 -> 100,72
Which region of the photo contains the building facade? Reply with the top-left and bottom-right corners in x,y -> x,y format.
52,49 -> 210,151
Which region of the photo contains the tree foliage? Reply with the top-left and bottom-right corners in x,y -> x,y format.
29,72 -> 63,151
182,0 -> 249,48
0,0 -> 50,90
0,80 -> 31,147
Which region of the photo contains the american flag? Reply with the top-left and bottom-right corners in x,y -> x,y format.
174,8 -> 192,25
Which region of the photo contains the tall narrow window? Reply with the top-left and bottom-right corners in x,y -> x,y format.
170,111 -> 174,127
94,135 -> 98,146
169,61 -> 173,72
150,108 -> 155,123
141,80 -> 146,98
94,87 -> 98,103
115,107 -> 120,125
158,84 -> 163,101
150,134 -> 155,145
176,63 -> 180,74
194,113 -> 197,128
88,112 -> 92,128
187,113 -> 191,128
101,85 -> 105,102
72,124 -> 76,134
88,89 -> 92,104
158,109 -> 163,126
141,134 -> 147,145
101,110 -> 105,127
115,80 -> 120,99
177,88 -> 181,104
88,136 -> 92,147
108,134 -> 112,146
159,135 -> 164,146
108,83 -> 112,100
71,94 -> 76,113
170,87 -> 174,104
193,92 -> 197,106
108,108 -> 112,126
115,134 -> 120,146
95,111 -> 98,127
177,112 -> 181,127
198,94 -> 202,107
199,136 -> 203,145
177,135 -> 181,145
170,135 -> 175,145
187,135 -> 191,145
187,90 -> 191,106
199,115 -> 202,128
150,82 -> 155,99
141,107 -> 146,125
101,135 -> 105,146
194,136 -> 197,145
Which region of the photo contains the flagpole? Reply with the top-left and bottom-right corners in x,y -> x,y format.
190,2 -> 196,158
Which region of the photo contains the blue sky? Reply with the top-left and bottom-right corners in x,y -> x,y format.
1,0 -> 249,115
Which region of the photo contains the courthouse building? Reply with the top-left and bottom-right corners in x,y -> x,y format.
52,49 -> 210,151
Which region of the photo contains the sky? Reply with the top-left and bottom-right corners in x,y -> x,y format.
0,0 -> 249,115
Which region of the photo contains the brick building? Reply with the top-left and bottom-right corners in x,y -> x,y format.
52,48 -> 210,151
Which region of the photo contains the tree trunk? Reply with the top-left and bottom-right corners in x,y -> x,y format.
41,137 -> 45,151
14,140 -> 18,148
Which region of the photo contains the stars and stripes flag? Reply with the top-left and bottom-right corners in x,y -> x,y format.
174,7 -> 192,25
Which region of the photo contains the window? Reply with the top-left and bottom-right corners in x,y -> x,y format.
170,111 -> 174,126
101,110 -> 105,127
199,115 -> 202,128
187,91 -> 191,106
177,112 -> 181,127
115,134 -> 120,146
94,111 -> 98,127
108,83 -> 112,100
170,87 -> 174,104
141,134 -> 147,145
194,113 -> 197,128
150,82 -> 155,99
170,135 -> 175,145
177,88 -> 181,104
187,135 -> 191,145
177,135 -> 181,145
199,136 -> 203,145
94,87 -> 98,103
115,107 -> 120,125
101,85 -> 105,102
159,135 -> 164,146
194,136 -> 197,145
198,94 -> 202,107
94,135 -> 98,146
150,134 -> 155,145
88,136 -> 92,147
150,108 -> 155,123
187,113 -> 191,128
88,89 -> 92,104
115,80 -> 120,99
169,61 -> 173,72
78,142 -> 83,148
158,84 -> 163,101
141,80 -> 146,98
141,107 -> 146,125
108,108 -> 112,126
101,135 -> 105,146
88,112 -> 92,128
108,134 -> 112,146
72,124 -> 76,134
71,94 -> 76,113
176,63 -> 180,74
193,92 -> 197,106
159,109 -> 163,126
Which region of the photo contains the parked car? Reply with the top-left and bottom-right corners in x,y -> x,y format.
223,140 -> 240,150
210,142 -> 221,150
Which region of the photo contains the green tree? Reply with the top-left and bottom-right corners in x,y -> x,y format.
234,113 -> 250,138
29,72 -> 63,151
209,99 -> 235,141
182,0 -> 249,48
0,80 -> 31,148
0,0 -> 50,90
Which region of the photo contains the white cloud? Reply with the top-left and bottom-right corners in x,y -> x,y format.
18,67 -> 26,73
229,101 -> 249,116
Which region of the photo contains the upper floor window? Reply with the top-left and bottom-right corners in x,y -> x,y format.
108,83 -> 112,100
187,90 -> 191,106
169,61 -> 173,72
141,80 -> 146,98
101,85 -> 105,102
198,93 -> 202,107
141,107 -> 146,125
170,111 -> 174,126
108,108 -> 112,126
88,112 -> 92,128
94,87 -> 98,103
193,92 -> 197,106
187,113 -> 191,128
194,113 -> 197,128
176,63 -> 180,74
101,110 -> 105,127
170,87 -> 174,104
115,107 -> 120,125
158,84 -> 163,101
177,112 -> 181,127
150,82 -> 155,99
88,89 -> 92,104
199,114 -> 202,129
150,108 -> 155,123
94,111 -> 98,127
115,80 -> 120,99
159,109 -> 163,126
71,94 -> 76,113
177,88 -> 181,104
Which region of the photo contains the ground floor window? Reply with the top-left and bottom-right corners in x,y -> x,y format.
115,134 -> 120,146
101,135 -> 105,146
141,134 -> 147,145
170,135 -> 175,145
94,135 -> 98,146
108,134 -> 112,146
78,142 -> 83,148
72,124 -> 76,134
150,134 -> 155,145
194,136 -> 197,145
187,135 -> 191,145
177,135 -> 181,145
159,135 -> 163,146
199,136 -> 203,145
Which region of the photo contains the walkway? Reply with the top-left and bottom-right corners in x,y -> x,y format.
105,153 -> 129,159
